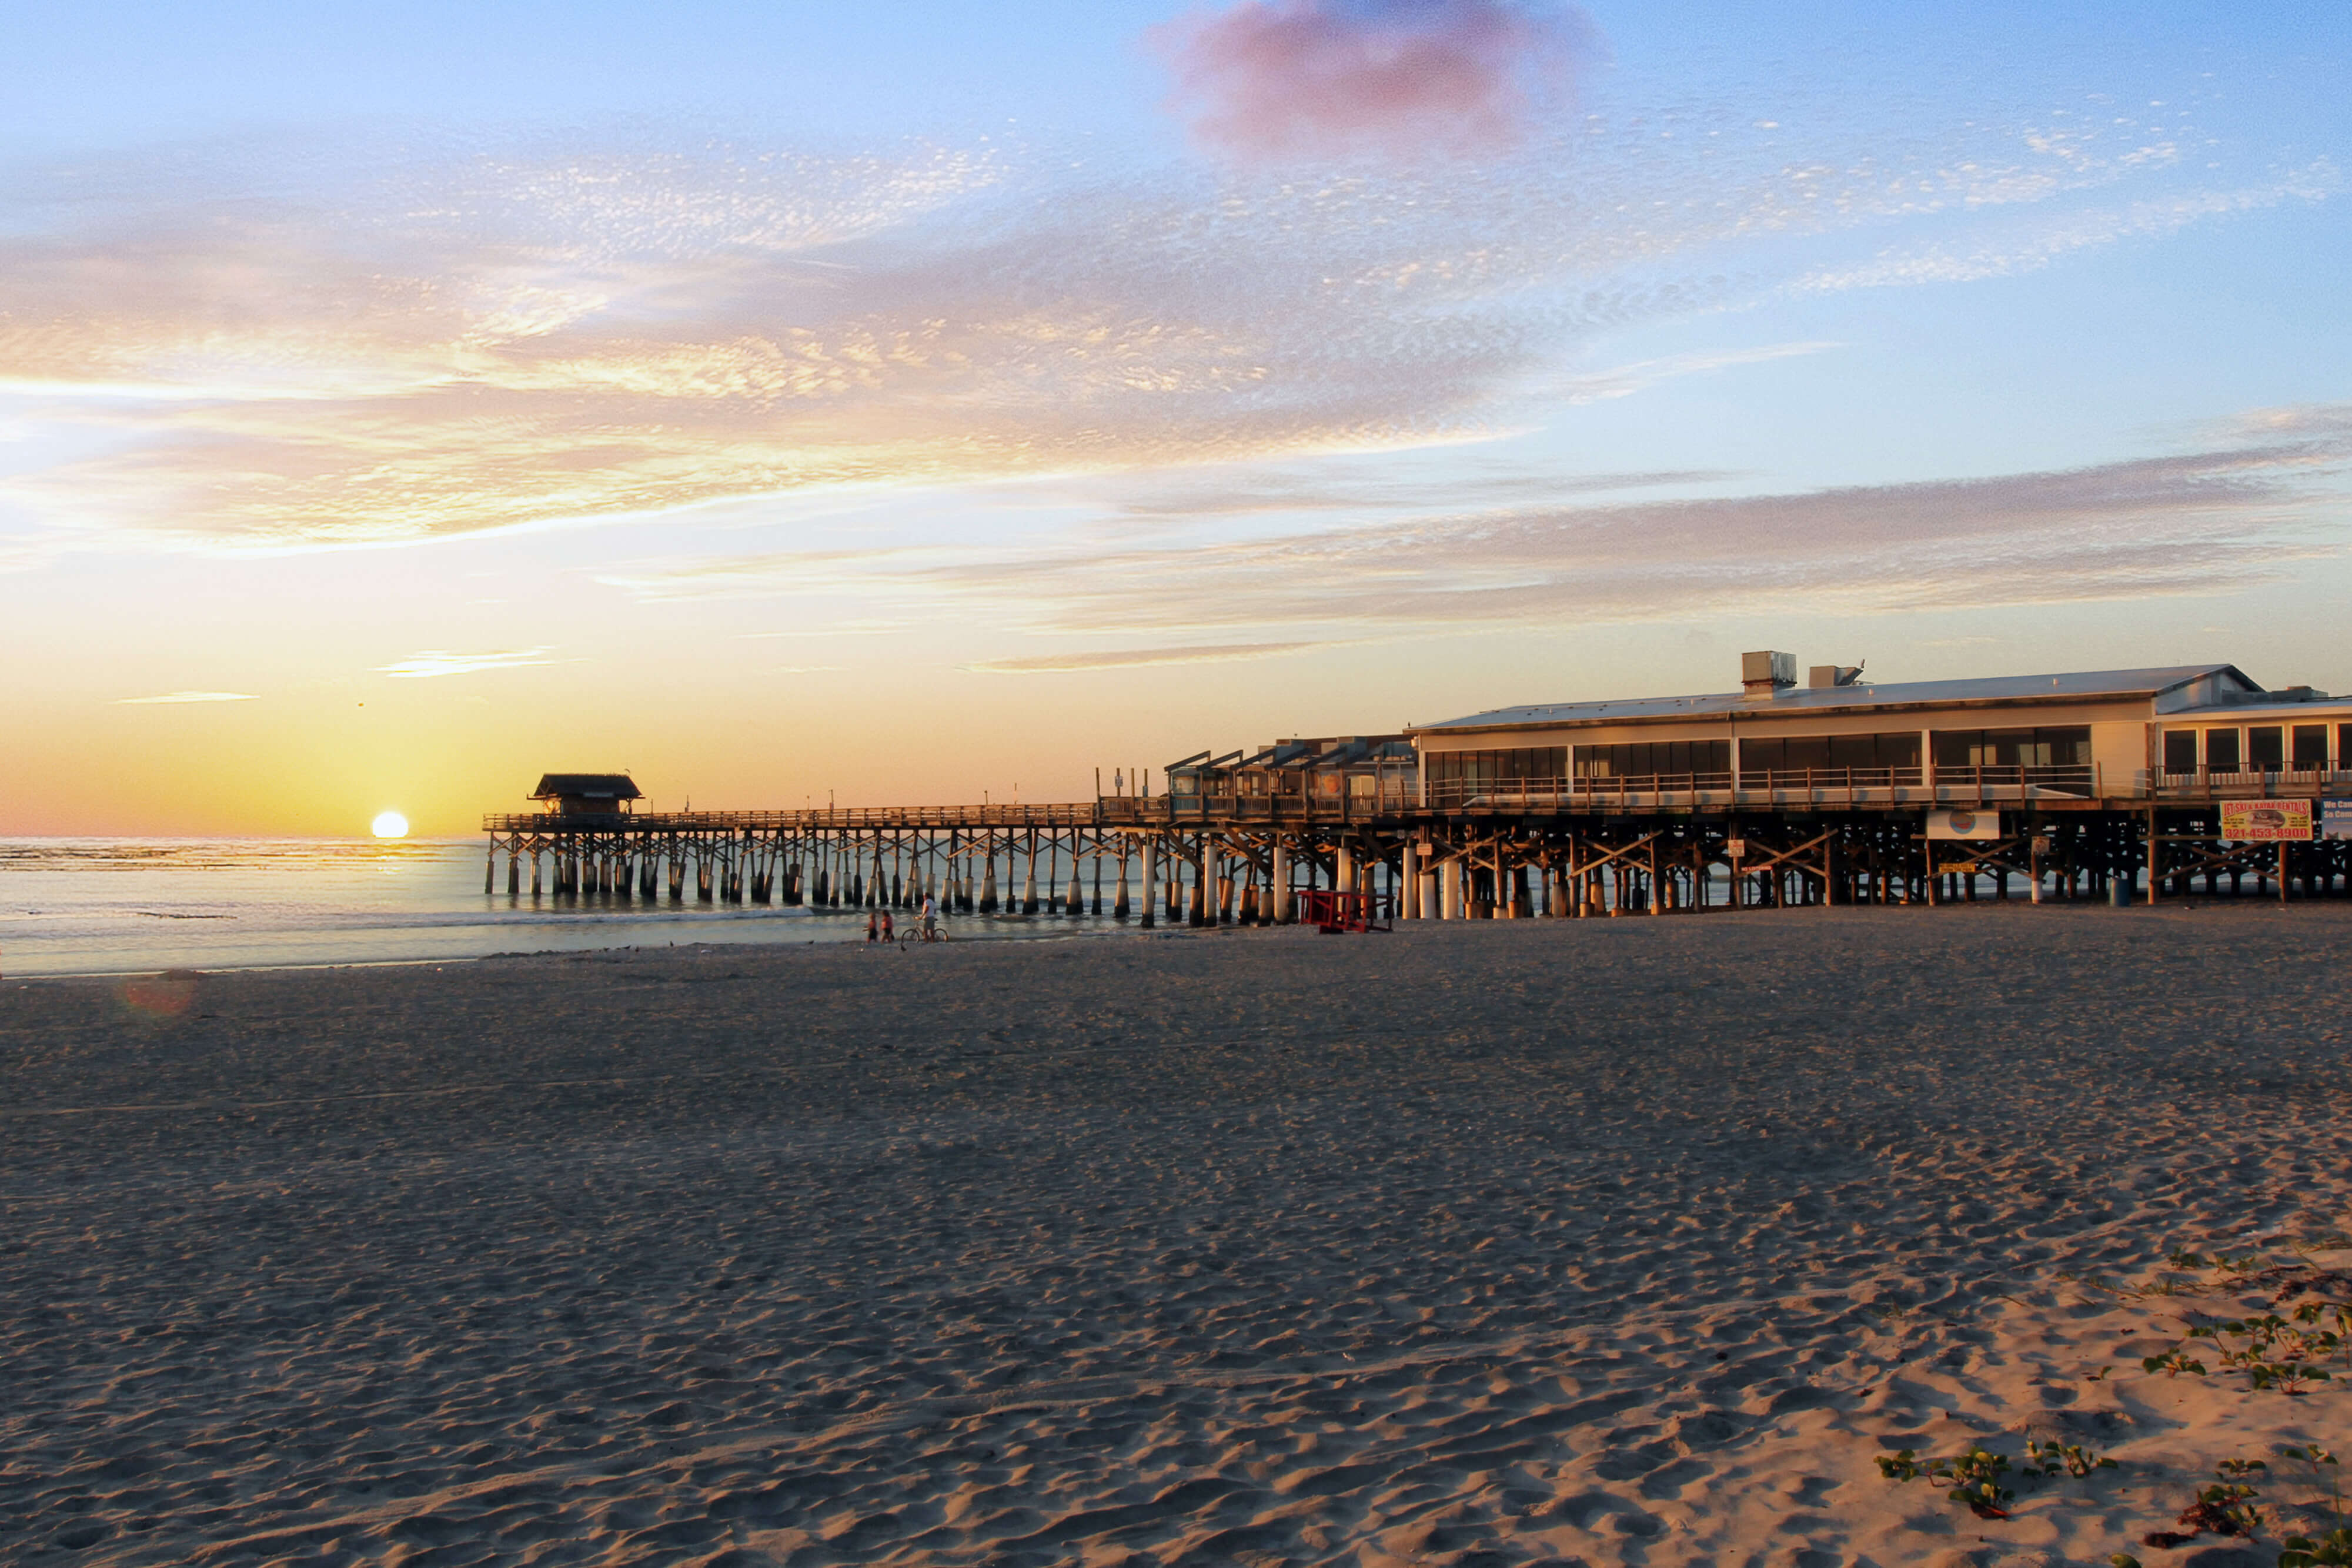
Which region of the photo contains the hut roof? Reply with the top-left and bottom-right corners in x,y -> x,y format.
530,773 -> 642,802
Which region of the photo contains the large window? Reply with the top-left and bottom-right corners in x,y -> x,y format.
2163,731 -> 2198,774
2249,726 -> 2284,770
1576,739 -> 1730,778
2292,724 -> 2328,768
1931,727 -> 2090,768
2341,724 -> 2351,770
1425,747 -> 1569,785
2206,728 -> 2241,772
1742,731 -> 1920,774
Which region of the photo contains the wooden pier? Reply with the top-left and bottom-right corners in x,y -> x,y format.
482,661 -> 2351,924
481,786 -> 2349,927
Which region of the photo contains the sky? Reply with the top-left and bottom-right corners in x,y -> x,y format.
4,0 -> 2350,835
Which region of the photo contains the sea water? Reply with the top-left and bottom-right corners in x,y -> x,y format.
0,838 -> 1122,978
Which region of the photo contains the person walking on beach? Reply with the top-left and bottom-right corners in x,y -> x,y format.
880,910 -> 894,943
865,912 -> 878,944
921,894 -> 937,942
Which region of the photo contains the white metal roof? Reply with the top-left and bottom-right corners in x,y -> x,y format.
1413,664 -> 2250,736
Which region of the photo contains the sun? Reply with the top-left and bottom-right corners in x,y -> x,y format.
370,811 -> 410,839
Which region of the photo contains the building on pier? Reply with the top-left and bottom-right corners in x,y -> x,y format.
530,773 -> 642,818
1382,652 -> 2351,915
1165,736 -> 1419,815
1408,657 -> 2352,812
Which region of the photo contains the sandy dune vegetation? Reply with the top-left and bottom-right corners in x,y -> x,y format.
4,904 -> 2350,1567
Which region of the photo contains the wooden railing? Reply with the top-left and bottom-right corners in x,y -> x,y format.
2149,766 -> 2350,798
1419,763 -> 2102,812
487,760 -> 2347,835
1100,787 -> 1419,824
483,804 -> 1101,833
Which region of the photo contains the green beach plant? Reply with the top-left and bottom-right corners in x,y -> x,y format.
2187,1315 -> 2335,1394
2142,1349 -> 2207,1378
1875,1449 -> 1926,1483
2279,1526 -> 2352,1566
2292,1299 -> 2352,1369
1875,1445 -> 2052,1518
2137,1460 -> 2267,1550
2024,1439 -> 2117,1480
1939,1447 -> 2016,1518
2281,1445 -> 2344,1519
2185,1460 -> 2267,1539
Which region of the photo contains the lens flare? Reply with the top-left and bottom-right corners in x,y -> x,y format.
120,970 -> 200,1018
371,811 -> 410,838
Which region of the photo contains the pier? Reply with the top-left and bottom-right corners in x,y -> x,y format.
484,658 -> 2352,923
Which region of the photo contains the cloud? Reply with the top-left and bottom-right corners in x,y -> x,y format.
963,641 -> 1324,673
613,408 -> 2352,633
1545,343 -> 1840,406
375,648 -> 560,679
1795,163 -> 2340,293
1,142 -> 1539,549
1154,1 -> 1595,161
115,690 -> 258,704
0,93 -> 2322,553
737,620 -> 910,638
1050,459 -> 1733,533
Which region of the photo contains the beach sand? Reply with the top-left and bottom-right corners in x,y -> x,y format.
4,902 -> 2350,1567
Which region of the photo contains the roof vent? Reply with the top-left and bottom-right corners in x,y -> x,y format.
1741,650 -> 1796,697
1808,663 -> 1865,689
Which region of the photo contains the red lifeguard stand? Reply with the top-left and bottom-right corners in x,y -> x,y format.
1295,889 -> 1392,933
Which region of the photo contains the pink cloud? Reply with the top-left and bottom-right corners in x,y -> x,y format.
1154,0 -> 1595,161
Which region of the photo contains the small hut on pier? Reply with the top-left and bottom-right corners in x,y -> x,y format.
530,774 -> 642,818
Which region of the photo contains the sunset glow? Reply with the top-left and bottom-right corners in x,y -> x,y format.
1,4 -> 2347,837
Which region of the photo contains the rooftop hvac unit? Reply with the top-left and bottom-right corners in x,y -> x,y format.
1741,650 -> 1796,696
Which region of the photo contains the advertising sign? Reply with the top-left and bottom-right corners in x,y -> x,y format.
2322,800 -> 2352,841
2220,800 -> 2314,841
1926,808 -> 2001,841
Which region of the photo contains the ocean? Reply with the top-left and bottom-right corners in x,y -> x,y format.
0,838 -> 1119,978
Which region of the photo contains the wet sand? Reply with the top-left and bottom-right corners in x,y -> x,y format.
4,902 -> 2350,1567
